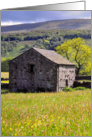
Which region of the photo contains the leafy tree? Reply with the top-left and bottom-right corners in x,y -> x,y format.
1,36 -> 4,41
55,37 -> 91,76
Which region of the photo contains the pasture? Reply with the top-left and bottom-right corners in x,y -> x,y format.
1,89 -> 91,136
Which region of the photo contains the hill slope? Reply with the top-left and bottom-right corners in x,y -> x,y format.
1,19 -> 91,33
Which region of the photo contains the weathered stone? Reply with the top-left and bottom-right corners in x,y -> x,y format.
73,81 -> 91,88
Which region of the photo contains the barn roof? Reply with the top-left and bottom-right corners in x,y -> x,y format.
33,48 -> 75,65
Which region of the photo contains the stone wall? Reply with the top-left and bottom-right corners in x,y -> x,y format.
58,65 -> 75,91
75,76 -> 91,80
9,48 -> 57,92
73,81 -> 91,88
1,83 -> 9,89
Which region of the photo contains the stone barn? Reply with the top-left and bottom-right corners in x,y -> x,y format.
9,47 -> 75,92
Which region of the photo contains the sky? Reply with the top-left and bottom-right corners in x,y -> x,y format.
1,11 -> 91,26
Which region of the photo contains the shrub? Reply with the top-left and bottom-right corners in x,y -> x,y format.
63,86 -> 73,92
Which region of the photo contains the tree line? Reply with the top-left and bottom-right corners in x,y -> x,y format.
1,29 -> 91,75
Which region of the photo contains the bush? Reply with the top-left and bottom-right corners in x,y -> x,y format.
63,86 -> 73,92
74,87 -> 86,90
63,86 -> 87,92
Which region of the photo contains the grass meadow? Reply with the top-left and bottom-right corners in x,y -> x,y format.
1,89 -> 91,136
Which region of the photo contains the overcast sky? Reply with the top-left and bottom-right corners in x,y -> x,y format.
1,11 -> 91,26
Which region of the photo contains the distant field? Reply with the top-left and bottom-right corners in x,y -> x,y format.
85,39 -> 91,47
78,80 -> 91,82
1,90 -> 91,136
1,72 -> 9,84
1,72 -> 9,79
20,40 -> 36,45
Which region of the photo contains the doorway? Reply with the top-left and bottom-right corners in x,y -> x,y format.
66,79 -> 68,87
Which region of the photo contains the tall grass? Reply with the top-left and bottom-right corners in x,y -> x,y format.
1,90 -> 91,136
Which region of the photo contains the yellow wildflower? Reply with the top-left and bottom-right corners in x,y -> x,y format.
38,120 -> 42,125
51,119 -> 54,122
10,128 -> 12,131
58,116 -> 60,119
2,121 -> 5,124
34,123 -> 37,127
27,123 -> 30,125
31,125 -> 34,128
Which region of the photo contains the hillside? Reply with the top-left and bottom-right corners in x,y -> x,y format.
1,19 -> 91,72
1,28 -> 91,72
1,19 -> 91,33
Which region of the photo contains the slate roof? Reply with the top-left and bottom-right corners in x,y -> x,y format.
33,47 -> 75,65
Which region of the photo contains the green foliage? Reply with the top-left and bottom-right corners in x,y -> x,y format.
1,41 -> 17,57
1,30 -> 91,73
63,86 -> 88,92
1,57 -> 13,72
63,86 -> 73,91
64,33 -> 91,39
1,30 -> 91,57
63,86 -> 89,92
56,37 -> 91,76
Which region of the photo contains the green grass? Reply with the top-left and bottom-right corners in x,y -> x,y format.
63,86 -> 90,92
1,90 -> 91,136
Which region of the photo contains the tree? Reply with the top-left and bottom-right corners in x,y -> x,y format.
55,37 -> 91,76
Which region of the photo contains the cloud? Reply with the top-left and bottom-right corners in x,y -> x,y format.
1,19 -> 47,26
1,21 -> 23,26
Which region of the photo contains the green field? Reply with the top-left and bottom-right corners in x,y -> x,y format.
1,72 -> 9,79
1,90 -> 91,136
